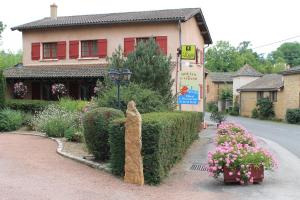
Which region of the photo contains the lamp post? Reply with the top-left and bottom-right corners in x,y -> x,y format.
108,68 -> 132,109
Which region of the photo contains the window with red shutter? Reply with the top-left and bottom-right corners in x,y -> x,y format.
97,39 -> 107,58
156,36 -> 167,55
69,40 -> 79,59
43,42 -> 57,59
31,43 -> 40,60
57,41 -> 66,59
81,40 -> 98,57
124,38 -> 135,56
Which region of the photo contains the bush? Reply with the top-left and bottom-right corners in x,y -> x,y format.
31,104 -> 79,137
256,98 -> 275,119
96,83 -> 173,113
6,99 -> 55,113
286,108 -> 300,124
251,108 -> 259,118
0,108 -> 24,131
0,70 -> 5,108
207,102 -> 218,112
83,107 -> 124,161
64,126 -> 84,142
210,110 -> 226,124
219,87 -> 233,101
229,102 -> 239,116
109,111 -> 203,184
58,97 -> 88,112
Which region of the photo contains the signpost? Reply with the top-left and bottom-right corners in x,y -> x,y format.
181,45 -> 196,60
177,71 -> 201,105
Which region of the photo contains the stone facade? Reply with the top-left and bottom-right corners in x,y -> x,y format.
206,78 -> 232,103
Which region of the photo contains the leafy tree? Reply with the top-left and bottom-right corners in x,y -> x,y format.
0,50 -> 22,69
271,42 -> 300,67
0,21 -> 5,41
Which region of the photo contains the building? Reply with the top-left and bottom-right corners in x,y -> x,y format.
238,66 -> 300,120
206,72 -> 233,103
4,4 -> 212,108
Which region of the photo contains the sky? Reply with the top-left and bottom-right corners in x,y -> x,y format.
0,0 -> 300,55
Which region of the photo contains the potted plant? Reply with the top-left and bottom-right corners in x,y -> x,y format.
210,110 -> 226,127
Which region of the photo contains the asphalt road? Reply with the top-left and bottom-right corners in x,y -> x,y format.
205,113 -> 300,158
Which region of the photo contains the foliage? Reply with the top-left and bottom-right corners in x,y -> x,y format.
270,42 -> 300,67
0,70 -> 5,108
0,108 -> 24,131
58,97 -> 88,112
107,45 -> 126,69
13,82 -> 28,99
256,98 -> 275,119
83,107 -> 124,161
206,102 -> 218,112
210,110 -> 226,124
0,21 -> 5,40
229,102 -> 239,116
51,83 -> 67,98
94,77 -> 113,97
6,99 -> 55,113
108,39 -> 174,104
96,83 -> 173,113
64,126 -> 84,142
31,104 -> 79,137
109,111 -> 203,184
0,50 -> 22,69
251,108 -> 259,118
286,108 -> 300,124
219,87 -> 233,101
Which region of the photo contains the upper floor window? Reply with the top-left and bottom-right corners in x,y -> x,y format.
136,37 -> 151,45
81,40 -> 98,57
43,42 -> 57,59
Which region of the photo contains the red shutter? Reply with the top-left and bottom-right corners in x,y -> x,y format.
69,40 -> 79,59
156,36 -> 167,55
57,41 -> 66,59
31,43 -> 40,60
124,38 -> 135,56
97,39 -> 107,58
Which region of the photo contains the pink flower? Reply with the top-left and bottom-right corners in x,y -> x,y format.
229,172 -> 233,176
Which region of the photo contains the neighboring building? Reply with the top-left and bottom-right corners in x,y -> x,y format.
4,4 -> 212,108
232,64 -> 262,103
206,72 -> 233,103
238,66 -> 300,120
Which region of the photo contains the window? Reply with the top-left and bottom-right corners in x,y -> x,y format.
81,40 -> 98,57
136,37 -> 151,45
43,43 -> 57,59
270,91 -> 277,102
257,91 -> 264,101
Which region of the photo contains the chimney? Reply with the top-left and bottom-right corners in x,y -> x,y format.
50,3 -> 57,18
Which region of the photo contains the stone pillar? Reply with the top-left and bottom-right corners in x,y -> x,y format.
124,101 -> 144,185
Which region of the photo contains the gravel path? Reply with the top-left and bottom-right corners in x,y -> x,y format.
0,133 -> 228,200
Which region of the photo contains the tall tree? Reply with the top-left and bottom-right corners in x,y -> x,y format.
0,21 -> 5,42
270,42 -> 300,67
0,50 -> 23,68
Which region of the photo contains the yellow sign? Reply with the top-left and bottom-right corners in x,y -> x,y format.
181,45 -> 196,60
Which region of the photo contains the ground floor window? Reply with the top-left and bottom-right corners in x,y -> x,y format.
257,91 -> 264,101
270,91 -> 277,102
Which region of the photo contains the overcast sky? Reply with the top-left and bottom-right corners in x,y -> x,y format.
0,0 -> 299,55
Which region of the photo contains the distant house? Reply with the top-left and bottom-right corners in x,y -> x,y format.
206,72 -> 233,103
4,4 -> 212,102
238,66 -> 300,120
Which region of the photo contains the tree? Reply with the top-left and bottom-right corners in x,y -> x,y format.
0,21 -> 5,41
107,45 -> 125,69
271,42 -> 300,67
0,50 -> 22,69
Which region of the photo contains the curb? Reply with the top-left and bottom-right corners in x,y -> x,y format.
1,131 -> 111,173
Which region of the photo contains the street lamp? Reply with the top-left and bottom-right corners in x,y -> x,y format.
108,68 -> 132,109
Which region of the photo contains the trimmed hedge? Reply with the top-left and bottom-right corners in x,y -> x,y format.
109,111 -> 203,184
6,99 -> 55,113
286,108 -> 300,124
83,107 -> 124,161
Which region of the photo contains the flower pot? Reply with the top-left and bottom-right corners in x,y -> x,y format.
223,165 -> 264,184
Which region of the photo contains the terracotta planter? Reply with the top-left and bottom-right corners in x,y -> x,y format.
223,165 -> 264,184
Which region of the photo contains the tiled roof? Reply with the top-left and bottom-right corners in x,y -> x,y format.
208,72 -> 234,83
11,8 -> 212,44
4,64 -> 106,79
238,74 -> 283,92
281,66 -> 300,75
233,64 -> 263,77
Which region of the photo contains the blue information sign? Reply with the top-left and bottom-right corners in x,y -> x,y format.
178,89 -> 199,105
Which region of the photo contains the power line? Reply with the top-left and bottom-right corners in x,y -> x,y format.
253,35 -> 300,49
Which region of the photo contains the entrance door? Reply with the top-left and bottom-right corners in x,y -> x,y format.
31,82 -> 41,100
69,82 -> 79,99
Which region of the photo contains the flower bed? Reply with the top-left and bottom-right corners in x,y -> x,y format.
208,122 -> 277,185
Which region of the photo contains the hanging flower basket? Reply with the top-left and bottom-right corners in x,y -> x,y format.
13,82 -> 28,99
52,83 -> 67,98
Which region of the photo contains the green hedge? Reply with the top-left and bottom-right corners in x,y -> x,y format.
0,108 -> 24,131
0,70 -> 5,109
6,99 -> 55,113
286,108 -> 300,124
83,107 -> 124,161
109,111 -> 203,184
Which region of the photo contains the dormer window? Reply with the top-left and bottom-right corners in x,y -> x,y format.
43,42 -> 57,59
81,40 -> 98,57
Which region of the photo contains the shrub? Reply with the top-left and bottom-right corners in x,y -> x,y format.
64,126 -> 84,142
286,108 -> 300,124
6,99 -> 55,113
109,111 -> 203,184
58,97 -> 88,112
96,83 -> 173,113
210,110 -> 226,124
256,98 -> 274,119
0,70 -> 5,108
229,102 -> 239,116
31,104 -> 79,137
0,108 -> 24,131
83,107 -> 124,161
207,102 -> 218,112
219,87 -> 233,101
251,108 -> 259,118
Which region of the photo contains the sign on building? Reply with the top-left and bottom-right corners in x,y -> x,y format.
181,45 -> 196,60
178,71 -> 201,105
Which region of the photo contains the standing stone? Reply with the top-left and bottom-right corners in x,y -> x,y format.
124,101 -> 144,185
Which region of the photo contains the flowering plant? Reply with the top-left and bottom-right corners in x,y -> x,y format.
217,122 -> 246,135
13,82 -> 28,99
51,83 -> 67,98
216,132 -> 257,147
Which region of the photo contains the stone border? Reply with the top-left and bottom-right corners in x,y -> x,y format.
1,131 -> 111,173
